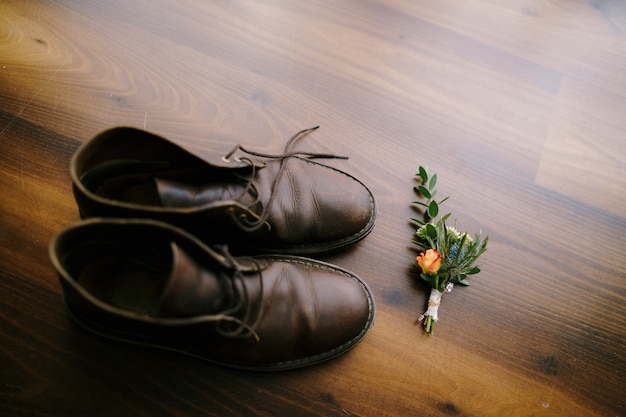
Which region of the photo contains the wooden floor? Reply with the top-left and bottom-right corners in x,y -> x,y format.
1,1 -> 625,416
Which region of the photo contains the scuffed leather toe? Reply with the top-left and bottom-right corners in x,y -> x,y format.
241,156 -> 377,253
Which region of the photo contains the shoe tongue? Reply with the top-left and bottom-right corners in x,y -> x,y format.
154,178 -> 253,208
159,242 -> 226,316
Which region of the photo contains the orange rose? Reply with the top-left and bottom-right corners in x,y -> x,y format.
417,249 -> 442,275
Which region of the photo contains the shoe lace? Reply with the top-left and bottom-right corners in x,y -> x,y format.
212,245 -> 264,342
221,126 -> 348,232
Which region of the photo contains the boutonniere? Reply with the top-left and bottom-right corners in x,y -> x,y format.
411,166 -> 489,334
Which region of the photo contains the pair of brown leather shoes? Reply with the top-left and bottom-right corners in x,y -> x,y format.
50,127 -> 376,371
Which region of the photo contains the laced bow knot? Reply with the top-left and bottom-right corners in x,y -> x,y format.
222,126 -> 349,232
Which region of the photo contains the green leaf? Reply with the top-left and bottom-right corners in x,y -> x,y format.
412,201 -> 429,208
418,185 -> 431,199
440,212 -> 452,223
425,223 -> 437,239
458,279 -> 470,286
410,217 -> 425,225
438,196 -> 450,205
418,166 -> 428,182
411,240 -> 428,250
466,267 -> 481,275
420,273 -> 433,283
427,200 -> 439,218
429,173 -> 437,190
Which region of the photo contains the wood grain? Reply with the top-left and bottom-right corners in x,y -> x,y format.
1,0 -> 625,416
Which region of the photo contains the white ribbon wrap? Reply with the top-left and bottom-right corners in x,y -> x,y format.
421,288 -> 443,322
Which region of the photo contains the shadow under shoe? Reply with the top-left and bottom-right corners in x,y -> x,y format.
70,126 -> 377,254
49,218 -> 375,371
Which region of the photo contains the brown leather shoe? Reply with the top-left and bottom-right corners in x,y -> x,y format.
49,218 -> 375,371
70,126 -> 376,254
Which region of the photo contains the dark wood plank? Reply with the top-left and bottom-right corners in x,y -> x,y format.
1,0 -> 624,416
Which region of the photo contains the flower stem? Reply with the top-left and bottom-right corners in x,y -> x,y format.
420,288 -> 443,334
424,316 -> 435,333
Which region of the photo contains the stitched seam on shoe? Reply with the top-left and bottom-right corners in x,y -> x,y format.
300,157 -> 376,246
256,157 -> 377,253
258,257 -> 375,369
